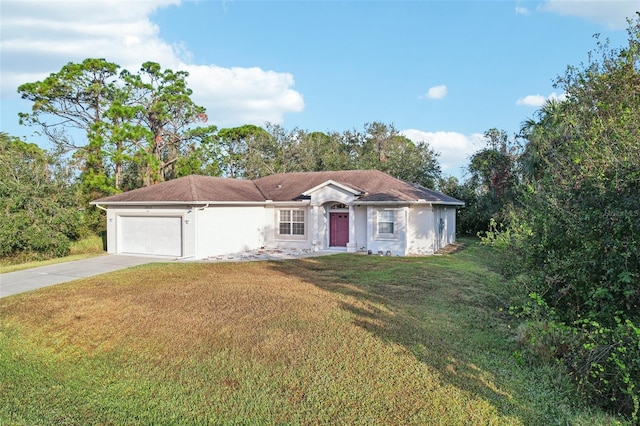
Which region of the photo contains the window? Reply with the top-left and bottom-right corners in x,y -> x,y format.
279,209 -> 305,236
377,210 -> 395,234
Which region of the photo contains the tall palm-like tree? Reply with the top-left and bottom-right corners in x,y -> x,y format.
518,99 -> 572,185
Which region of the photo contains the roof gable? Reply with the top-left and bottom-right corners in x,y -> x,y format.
301,180 -> 364,197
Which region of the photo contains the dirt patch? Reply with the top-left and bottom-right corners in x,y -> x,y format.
435,242 -> 466,255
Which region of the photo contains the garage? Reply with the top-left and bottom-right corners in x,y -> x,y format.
117,216 -> 183,257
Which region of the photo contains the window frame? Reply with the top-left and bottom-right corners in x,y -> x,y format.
277,208 -> 306,239
374,208 -> 399,240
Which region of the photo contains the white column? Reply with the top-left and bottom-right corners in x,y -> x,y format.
312,204 -> 319,251
347,204 -> 357,252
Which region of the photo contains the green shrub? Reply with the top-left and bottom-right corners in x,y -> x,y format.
512,294 -> 640,422
567,319 -> 640,421
0,133 -> 83,260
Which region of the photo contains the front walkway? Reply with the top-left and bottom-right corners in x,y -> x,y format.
192,247 -> 347,263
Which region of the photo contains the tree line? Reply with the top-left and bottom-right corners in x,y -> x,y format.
16,58 -> 440,193
456,18 -> 639,421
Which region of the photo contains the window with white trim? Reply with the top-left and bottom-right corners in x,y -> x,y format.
279,209 -> 305,236
377,209 -> 395,235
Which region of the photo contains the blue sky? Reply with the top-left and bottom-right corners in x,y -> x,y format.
0,0 -> 637,178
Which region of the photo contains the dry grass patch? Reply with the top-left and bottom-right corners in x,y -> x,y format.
5,263 -> 337,363
0,241 -> 623,425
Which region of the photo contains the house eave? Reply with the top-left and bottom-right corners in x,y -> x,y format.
265,200 -> 311,207
90,201 -> 269,207
354,200 -> 465,206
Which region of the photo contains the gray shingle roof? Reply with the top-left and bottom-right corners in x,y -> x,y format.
92,170 -> 464,205
92,175 -> 264,203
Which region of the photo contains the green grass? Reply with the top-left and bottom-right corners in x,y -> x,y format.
0,239 -> 625,425
0,235 -> 105,274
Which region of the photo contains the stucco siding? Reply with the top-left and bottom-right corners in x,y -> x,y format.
196,206 -> 265,258
407,205 -> 435,255
443,207 -> 457,246
433,206 -> 457,252
366,206 -> 407,256
101,194 -> 460,259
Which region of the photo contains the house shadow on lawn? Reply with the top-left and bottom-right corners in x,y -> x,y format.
267,246 -> 542,423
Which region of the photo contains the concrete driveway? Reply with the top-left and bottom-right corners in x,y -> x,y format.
0,255 -> 161,298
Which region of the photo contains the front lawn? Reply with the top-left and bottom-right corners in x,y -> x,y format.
0,240 -> 621,425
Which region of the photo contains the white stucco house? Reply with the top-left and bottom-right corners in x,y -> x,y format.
91,170 -> 464,259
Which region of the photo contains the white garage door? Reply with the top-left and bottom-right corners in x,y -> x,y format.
118,216 -> 182,257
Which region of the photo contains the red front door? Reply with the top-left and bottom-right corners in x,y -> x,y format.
330,213 -> 349,247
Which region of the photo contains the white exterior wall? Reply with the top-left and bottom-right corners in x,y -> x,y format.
195,205 -> 265,259
407,205 -> 436,255
104,206 -> 195,258
433,206 -> 457,252
102,197 -> 458,259
443,207 -> 457,247
366,206 -> 408,256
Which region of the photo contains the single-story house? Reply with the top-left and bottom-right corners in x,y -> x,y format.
91,170 -> 464,259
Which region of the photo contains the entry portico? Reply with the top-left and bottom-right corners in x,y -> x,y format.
302,179 -> 362,252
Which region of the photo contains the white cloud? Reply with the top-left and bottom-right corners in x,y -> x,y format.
515,6 -> 530,15
516,94 -> 547,107
516,91 -> 567,107
0,0 -> 304,127
185,65 -> 304,126
424,85 -> 448,100
400,129 -> 484,178
539,0 -> 638,30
